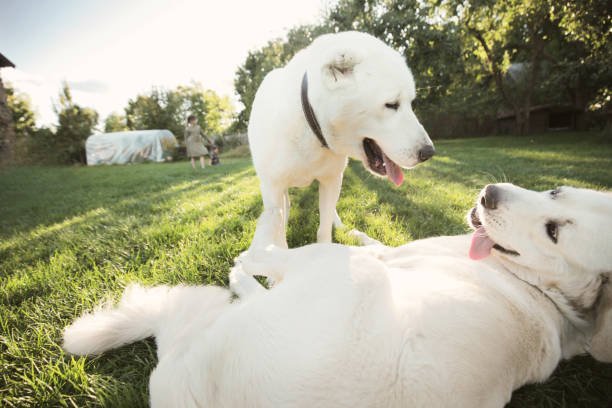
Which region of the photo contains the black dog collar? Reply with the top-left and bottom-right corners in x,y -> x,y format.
301,72 -> 329,149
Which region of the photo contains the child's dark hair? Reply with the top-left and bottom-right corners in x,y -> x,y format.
187,115 -> 196,123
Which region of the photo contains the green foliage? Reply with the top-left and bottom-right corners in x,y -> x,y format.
232,0 -> 610,136
554,0 -> 610,49
125,87 -> 184,137
548,0 -> 611,111
327,0 -> 499,136
436,0 -> 609,133
5,85 -> 36,138
176,83 -> 234,137
125,84 -> 235,140
6,82 -> 235,165
233,40 -> 286,131
103,112 -> 128,133
5,85 -> 41,163
19,126 -> 56,164
1,133 -> 611,406
233,24 -> 333,131
53,83 -> 99,164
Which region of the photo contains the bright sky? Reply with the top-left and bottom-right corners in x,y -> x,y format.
1,0 -> 330,126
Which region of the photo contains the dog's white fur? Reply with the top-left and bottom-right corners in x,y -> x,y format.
63,184 -> 612,407
248,31 -> 433,249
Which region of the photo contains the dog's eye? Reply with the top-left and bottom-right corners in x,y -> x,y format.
550,188 -> 561,198
545,222 -> 558,243
385,102 -> 400,111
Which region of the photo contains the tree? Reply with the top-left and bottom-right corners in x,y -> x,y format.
176,83 -> 234,138
104,112 -> 128,133
233,40 -> 286,131
125,87 -> 184,137
231,4 -> 494,136
5,85 -> 39,162
546,0 -> 611,112
0,76 -> 16,165
125,85 -> 235,141
456,0 -> 557,134
325,0 -> 499,138
54,83 -> 99,163
328,0 -> 488,112
5,85 -> 36,138
229,0 -> 610,136
440,0 -> 611,134
233,24 -> 333,131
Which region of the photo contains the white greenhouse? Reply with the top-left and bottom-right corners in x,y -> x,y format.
86,129 -> 178,165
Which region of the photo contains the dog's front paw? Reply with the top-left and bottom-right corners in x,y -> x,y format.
235,245 -> 287,286
229,263 -> 266,299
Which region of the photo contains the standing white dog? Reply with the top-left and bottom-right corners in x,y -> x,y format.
63,184 -> 612,407
248,31 -> 434,249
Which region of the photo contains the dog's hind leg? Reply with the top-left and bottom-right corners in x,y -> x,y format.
317,174 -> 344,243
149,348 -> 209,407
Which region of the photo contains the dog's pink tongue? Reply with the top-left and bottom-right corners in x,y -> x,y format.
383,154 -> 404,186
469,227 -> 495,260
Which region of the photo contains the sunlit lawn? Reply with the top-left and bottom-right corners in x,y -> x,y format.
1,132 -> 611,407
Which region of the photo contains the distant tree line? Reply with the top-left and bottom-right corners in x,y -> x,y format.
7,82 -> 234,164
233,0 -> 611,136
7,84 -> 98,164
105,82 -> 234,141
6,0 -> 609,164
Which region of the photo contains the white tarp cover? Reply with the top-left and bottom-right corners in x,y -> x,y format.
86,129 -> 178,165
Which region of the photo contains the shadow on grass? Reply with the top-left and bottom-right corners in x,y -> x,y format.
346,163 -> 467,239
508,355 -> 612,407
286,182 -> 320,248
0,161 -> 261,307
428,135 -> 612,190
0,160 -> 255,240
285,161 -> 468,248
273,131 -> 612,250
0,161 -> 254,256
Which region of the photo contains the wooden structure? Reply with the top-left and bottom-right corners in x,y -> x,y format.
497,104 -> 584,135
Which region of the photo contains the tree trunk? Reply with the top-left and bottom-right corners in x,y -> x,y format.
468,27 -> 525,134
523,109 -> 531,135
469,14 -> 548,136
514,107 -> 529,135
519,33 -> 545,136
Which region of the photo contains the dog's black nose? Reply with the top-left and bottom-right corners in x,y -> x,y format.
418,145 -> 435,162
481,184 -> 499,210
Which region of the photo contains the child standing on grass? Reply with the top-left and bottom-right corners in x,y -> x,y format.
208,144 -> 220,165
184,115 -> 212,169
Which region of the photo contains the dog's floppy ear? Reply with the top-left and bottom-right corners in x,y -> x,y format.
590,274 -> 612,362
321,51 -> 359,89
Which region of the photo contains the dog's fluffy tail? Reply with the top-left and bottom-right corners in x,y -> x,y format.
63,283 -> 231,356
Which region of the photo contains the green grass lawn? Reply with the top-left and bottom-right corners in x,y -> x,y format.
1,132 -> 611,407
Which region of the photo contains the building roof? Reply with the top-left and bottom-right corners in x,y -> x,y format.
0,53 -> 15,68
497,104 -> 581,120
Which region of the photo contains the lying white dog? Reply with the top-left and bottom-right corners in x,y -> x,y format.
63,184 -> 612,407
247,31 -> 434,249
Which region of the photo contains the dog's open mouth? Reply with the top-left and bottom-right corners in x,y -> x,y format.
363,138 -> 404,186
468,207 -> 520,260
